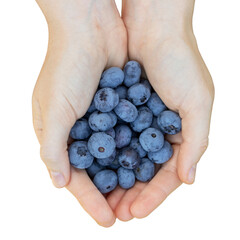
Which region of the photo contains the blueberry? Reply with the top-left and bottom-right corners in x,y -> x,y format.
134,158 -> 155,182
93,170 -> 118,194
148,141 -> 173,164
157,110 -> 182,135
151,117 -> 161,130
88,132 -> 116,158
130,106 -> 153,132
100,67 -> 124,88
114,99 -> 138,122
87,161 -> 105,178
117,167 -> 135,189
115,85 -> 127,99
115,124 -> 132,148
123,61 -> 141,87
70,119 -> 92,140
68,141 -> 94,169
96,150 -> 116,166
139,127 -> 164,152
94,88 -> 119,112
127,83 -> 151,106
88,111 -> 117,131
87,100 -> 96,113
140,78 -> 152,91
130,137 -> 147,158
105,128 -> 116,139
107,154 -> 121,170
117,147 -> 141,169
147,93 -> 167,116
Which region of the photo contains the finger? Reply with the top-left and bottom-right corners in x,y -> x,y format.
66,167 -> 116,228
178,104 -> 212,184
130,145 -> 182,218
106,186 -> 126,211
115,181 -> 146,221
165,132 -> 183,144
39,106 -> 75,188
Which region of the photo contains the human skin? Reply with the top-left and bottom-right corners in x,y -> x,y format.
32,0 -> 127,227
106,0 -> 214,221
32,0 -> 214,226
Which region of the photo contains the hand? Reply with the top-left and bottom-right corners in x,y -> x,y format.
107,0 -> 214,220
32,0 -> 127,227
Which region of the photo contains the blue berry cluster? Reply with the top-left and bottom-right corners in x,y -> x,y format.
68,61 -> 182,194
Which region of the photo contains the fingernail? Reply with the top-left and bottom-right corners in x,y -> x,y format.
50,171 -> 66,188
188,165 -> 197,183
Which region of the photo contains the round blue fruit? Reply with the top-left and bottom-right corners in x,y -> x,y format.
96,150 -> 116,166
87,100 -> 96,113
105,128 -> 116,139
130,106 -> 153,132
147,93 -> 167,116
86,161 -> 106,179
117,147 -> 141,169
148,140 -> 173,164
123,61 -> 141,87
68,141 -> 94,169
117,167 -> 135,189
100,67 -> 124,88
115,124 -> 132,148
140,78 -> 152,91
93,170 -> 118,194
115,85 -> 127,99
94,88 -> 119,112
88,111 -> 117,131
157,110 -> 182,135
130,137 -> 147,158
134,158 -> 155,182
114,99 -> 138,122
127,83 -> 151,106
70,118 -> 92,140
139,127 -> 164,152
88,132 -> 116,159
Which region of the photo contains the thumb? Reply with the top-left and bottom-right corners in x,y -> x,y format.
177,104 -> 213,184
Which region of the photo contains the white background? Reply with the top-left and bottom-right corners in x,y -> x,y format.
0,0 -> 239,239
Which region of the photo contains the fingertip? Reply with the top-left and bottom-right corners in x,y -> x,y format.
115,203 -> 134,222
96,213 -> 116,228
178,163 -> 197,185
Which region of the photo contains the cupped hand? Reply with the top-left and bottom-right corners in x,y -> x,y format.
32,0 -> 127,227
108,0 -> 214,220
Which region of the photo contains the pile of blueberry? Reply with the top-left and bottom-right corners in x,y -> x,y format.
68,61 -> 181,194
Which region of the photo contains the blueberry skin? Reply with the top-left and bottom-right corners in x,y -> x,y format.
88,111 -> 117,131
87,161 -> 105,179
93,170 -> 118,194
88,132 -> 116,159
117,167 -> 135,189
105,128 -> 116,139
123,61 -> 141,87
147,93 -> 167,116
130,137 -> 147,158
87,101 -> 96,113
115,124 -> 132,148
70,119 -> 92,140
134,158 -> 155,182
100,67 -> 124,88
140,78 -> 152,91
117,147 -> 141,170
148,141 -> 173,164
115,85 -> 127,99
68,141 -> 94,169
157,110 -> 182,135
114,99 -> 138,123
96,150 -> 116,166
130,106 -> 153,132
151,117 -> 161,130
94,88 -> 119,112
107,155 -> 121,170
139,127 -> 164,152
127,83 -> 151,106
